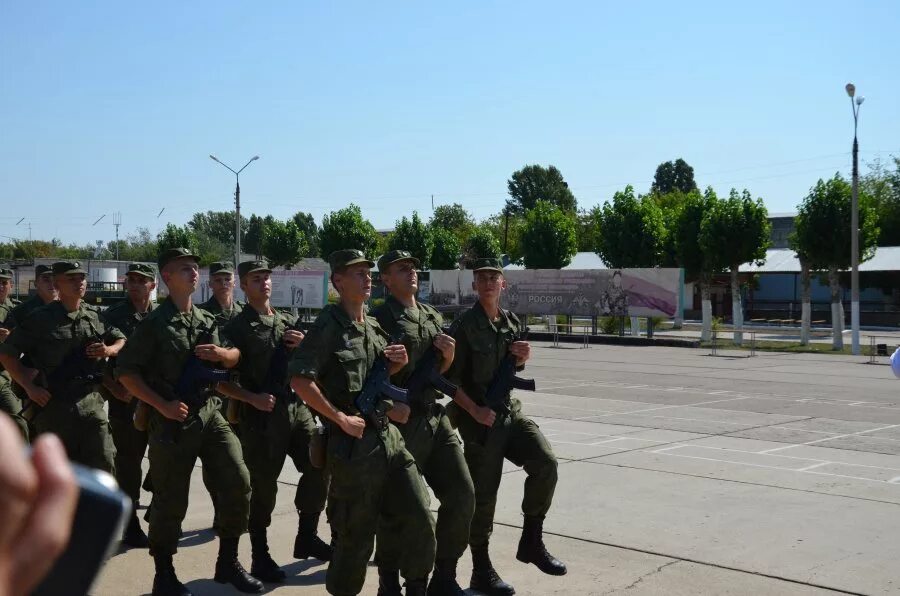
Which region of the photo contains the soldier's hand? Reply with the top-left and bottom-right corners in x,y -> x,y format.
338,413 -> 366,439
510,341 -> 531,365
26,385 -> 51,407
252,393 -> 276,412
383,344 -> 408,366
387,403 -> 411,424
284,329 -> 304,349
433,333 -> 455,361
195,344 -> 222,362
472,405 -> 497,428
0,327 -> 9,342
84,342 -> 109,359
109,382 -> 132,403
161,400 -> 189,422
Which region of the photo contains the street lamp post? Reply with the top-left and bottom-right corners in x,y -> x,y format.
209,154 -> 259,266
845,83 -> 864,355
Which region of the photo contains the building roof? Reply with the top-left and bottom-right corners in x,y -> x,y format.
740,247 -> 900,273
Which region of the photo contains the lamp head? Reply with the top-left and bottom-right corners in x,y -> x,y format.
856,96 -> 865,106
209,155 -> 220,162
251,156 -> 259,161
845,83 -> 856,98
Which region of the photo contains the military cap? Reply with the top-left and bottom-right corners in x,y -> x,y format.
126,262 -> 157,279
35,264 -> 53,277
328,249 -> 375,272
157,247 -> 199,269
377,249 -> 420,272
237,259 -> 272,278
469,257 -> 504,273
209,261 -> 235,276
0,268 -> 12,280
52,260 -> 87,275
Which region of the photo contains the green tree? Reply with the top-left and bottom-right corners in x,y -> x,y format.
651,158 -> 698,195
429,203 -> 476,245
521,201 -> 577,269
672,188 -> 719,337
481,210 -> 525,265
862,156 -> 900,246
157,224 -> 195,254
699,189 -> 770,345
462,224 -> 501,267
188,210 -> 249,246
506,164 -> 577,214
388,212 -> 433,268
790,174 -> 879,350
594,185 -> 667,268
575,208 -> 601,252
291,212 -> 321,257
319,204 -> 379,259
245,215 -> 272,258
430,227 -> 461,270
262,219 -> 308,269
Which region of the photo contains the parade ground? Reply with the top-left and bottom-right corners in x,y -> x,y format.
95,342 -> 900,595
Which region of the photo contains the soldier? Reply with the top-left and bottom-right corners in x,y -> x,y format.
447,258 -> 567,596
0,267 -> 28,440
198,261 -> 243,326
0,261 -> 124,473
289,249 -> 435,596
8,264 -> 58,327
99,263 -> 158,548
117,248 -> 261,596
216,259 -> 331,584
372,250 -> 474,596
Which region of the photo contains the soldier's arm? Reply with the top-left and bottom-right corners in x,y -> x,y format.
0,321 -> 46,404
447,319 -> 495,427
215,381 -> 275,412
0,353 -> 43,398
116,318 -> 187,420
119,372 -> 188,421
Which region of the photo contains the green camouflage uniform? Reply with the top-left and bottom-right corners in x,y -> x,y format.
100,293 -> 156,506
447,301 -> 558,549
116,296 -> 251,556
0,285 -> 28,441
372,295 -> 474,567
0,299 -> 124,472
289,301 -> 436,596
224,305 -> 327,530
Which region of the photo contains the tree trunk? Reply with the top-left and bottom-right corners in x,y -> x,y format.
700,275 -> 712,342
829,266 -> 844,350
731,267 -> 743,346
800,261 -> 811,346
630,316 -> 640,337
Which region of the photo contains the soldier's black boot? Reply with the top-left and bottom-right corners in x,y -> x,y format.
427,558 -> 466,596
213,537 -> 264,593
405,577 -> 428,596
293,512 -> 333,561
470,545 -> 515,595
515,515 -> 567,576
122,509 -> 150,548
152,554 -> 192,596
377,567 -> 402,596
250,529 -> 286,583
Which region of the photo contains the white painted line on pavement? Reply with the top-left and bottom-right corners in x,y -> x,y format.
759,424 -> 900,454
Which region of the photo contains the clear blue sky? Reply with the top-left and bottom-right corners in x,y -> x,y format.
2,1 -> 898,246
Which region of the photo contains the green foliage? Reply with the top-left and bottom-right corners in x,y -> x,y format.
673,188 -> 718,280
430,227 -> 462,270
790,173 -> 880,269
188,210 -> 248,246
521,201 -> 577,269
429,203 -> 476,244
262,219 -> 308,268
595,185 -> 667,268
245,215 -> 273,258
651,158 -> 698,195
506,164 -> 577,214
575,208 -> 601,252
319,204 -> 379,260
462,224 -> 501,266
157,224 -> 195,255
481,211 -> 525,265
291,212 -> 321,257
599,316 -> 621,335
862,156 -> 900,246
699,188 -> 770,270
388,212 -> 433,268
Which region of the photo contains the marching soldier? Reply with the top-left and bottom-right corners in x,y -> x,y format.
0,261 -> 123,473
216,259 -> 331,584
117,248 -> 261,596
372,250 -> 474,596
0,267 -> 28,440
197,261 -> 243,327
8,264 -> 58,326
289,249 -> 436,596
99,263 -> 158,548
447,258 -> 567,595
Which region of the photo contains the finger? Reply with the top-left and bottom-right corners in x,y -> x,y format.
0,416 -> 38,547
10,433 -> 77,596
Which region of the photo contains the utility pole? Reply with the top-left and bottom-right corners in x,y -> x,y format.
113,212 -> 122,261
